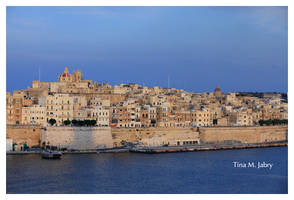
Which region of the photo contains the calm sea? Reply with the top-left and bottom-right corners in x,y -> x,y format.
6,147 -> 288,194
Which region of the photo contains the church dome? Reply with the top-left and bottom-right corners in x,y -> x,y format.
214,85 -> 222,97
58,66 -> 72,82
214,85 -> 221,92
62,73 -> 71,77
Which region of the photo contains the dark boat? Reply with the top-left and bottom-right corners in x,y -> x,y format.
41,151 -> 62,159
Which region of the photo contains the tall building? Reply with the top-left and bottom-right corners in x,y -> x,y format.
214,84 -> 222,98
6,92 -> 23,125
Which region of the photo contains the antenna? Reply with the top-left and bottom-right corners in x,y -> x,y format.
168,74 -> 170,88
38,67 -> 40,81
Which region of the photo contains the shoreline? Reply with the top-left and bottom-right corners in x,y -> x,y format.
6,141 -> 287,155
130,142 -> 287,154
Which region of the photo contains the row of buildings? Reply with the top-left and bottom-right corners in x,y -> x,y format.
6,67 -> 288,128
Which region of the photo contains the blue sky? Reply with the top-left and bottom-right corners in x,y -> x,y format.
6,6 -> 288,93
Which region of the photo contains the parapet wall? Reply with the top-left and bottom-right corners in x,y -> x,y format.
199,126 -> 288,144
6,125 -> 42,148
41,127 -> 113,149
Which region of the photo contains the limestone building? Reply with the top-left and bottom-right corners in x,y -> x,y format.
22,105 -> 46,126
6,92 -> 23,125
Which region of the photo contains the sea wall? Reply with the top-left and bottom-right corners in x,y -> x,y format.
112,126 -> 288,146
111,127 -> 199,147
6,125 -> 42,150
41,127 -> 113,149
6,125 -> 288,151
199,125 -> 288,144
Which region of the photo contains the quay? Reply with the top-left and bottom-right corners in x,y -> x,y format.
6,147 -> 129,155
6,141 -> 287,155
129,141 -> 288,154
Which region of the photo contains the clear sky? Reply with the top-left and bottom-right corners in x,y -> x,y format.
6,6 -> 288,93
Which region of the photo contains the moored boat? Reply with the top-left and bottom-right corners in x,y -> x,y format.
41,151 -> 62,159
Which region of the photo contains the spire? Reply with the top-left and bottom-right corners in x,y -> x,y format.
64,66 -> 68,73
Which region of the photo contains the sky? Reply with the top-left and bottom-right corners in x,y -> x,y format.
6,6 -> 288,93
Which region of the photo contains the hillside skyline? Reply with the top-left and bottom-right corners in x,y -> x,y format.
6,66 -> 288,94
7,7 -> 288,93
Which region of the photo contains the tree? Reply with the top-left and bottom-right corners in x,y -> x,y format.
77,120 -> 85,126
258,120 -> 264,126
64,119 -> 71,126
48,118 -> 56,126
264,120 -> 272,126
90,120 -> 97,126
272,119 -> 279,126
84,120 -> 91,126
72,119 -> 78,126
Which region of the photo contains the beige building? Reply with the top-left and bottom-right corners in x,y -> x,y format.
6,92 -> 23,125
229,111 -> 253,126
113,85 -> 128,94
157,102 -> 171,127
216,117 -> 229,126
89,97 -> 110,107
22,105 -> 46,126
46,94 -> 74,125
191,109 -> 212,127
30,66 -> 93,96
88,106 -> 109,127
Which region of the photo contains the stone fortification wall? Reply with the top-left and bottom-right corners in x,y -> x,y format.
111,127 -> 199,147
41,127 -> 113,149
199,126 -> 287,144
7,125 -> 287,151
6,125 -> 42,148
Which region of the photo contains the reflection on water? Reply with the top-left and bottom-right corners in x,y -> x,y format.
7,147 -> 288,194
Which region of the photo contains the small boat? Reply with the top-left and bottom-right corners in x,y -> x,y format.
41,151 -> 62,159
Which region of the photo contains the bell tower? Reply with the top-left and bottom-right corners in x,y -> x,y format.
73,70 -> 82,82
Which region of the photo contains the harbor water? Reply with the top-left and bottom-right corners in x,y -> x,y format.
6,147 -> 287,194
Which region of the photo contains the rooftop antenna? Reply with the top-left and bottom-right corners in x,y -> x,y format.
39,67 -> 41,81
168,74 -> 170,89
